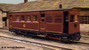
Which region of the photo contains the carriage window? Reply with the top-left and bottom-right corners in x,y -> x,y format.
21,16 -> 25,21
20,15 -> 25,22
9,15 -> 12,20
46,15 -> 52,23
27,16 -> 31,21
74,15 -> 78,22
33,15 -> 38,21
70,15 -> 75,22
16,16 -> 20,21
70,15 -> 78,22
55,15 -> 62,23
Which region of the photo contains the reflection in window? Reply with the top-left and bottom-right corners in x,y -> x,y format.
74,15 -> 78,22
16,16 -> 20,22
70,15 -> 75,22
9,15 -> 12,20
21,16 -> 25,21
27,16 -> 31,21
33,15 -> 37,21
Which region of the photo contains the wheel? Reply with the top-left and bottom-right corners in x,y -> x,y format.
14,31 -> 22,35
75,34 -> 81,41
71,33 -> 81,41
61,36 -> 71,43
15,32 -> 21,35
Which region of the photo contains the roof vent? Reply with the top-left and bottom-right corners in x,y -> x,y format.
59,4 -> 62,8
24,0 -> 28,3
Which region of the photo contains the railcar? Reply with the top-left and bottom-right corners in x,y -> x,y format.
8,8 -> 81,42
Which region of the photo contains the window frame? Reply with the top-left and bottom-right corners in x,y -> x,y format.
21,15 -> 25,22
32,15 -> 38,22
15,15 -> 20,22
70,15 -> 75,22
26,15 -> 31,22
74,15 -> 78,22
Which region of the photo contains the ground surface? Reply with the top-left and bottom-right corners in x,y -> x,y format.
0,37 -> 54,50
0,29 -> 89,50
80,24 -> 89,36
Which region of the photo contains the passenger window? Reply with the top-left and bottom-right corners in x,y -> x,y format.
9,15 -> 12,20
33,15 -> 38,21
21,16 -> 25,21
16,16 -> 20,22
70,15 -> 78,22
21,15 -> 25,22
75,15 -> 78,22
70,15 -> 75,22
55,15 -> 62,23
27,16 -> 31,22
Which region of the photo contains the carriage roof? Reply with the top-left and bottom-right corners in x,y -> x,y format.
9,8 -> 73,13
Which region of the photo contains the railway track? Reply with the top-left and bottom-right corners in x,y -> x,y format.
0,36 -> 72,50
74,41 -> 89,46
0,29 -> 89,50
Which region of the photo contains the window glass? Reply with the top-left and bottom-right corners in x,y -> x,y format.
9,15 -> 12,20
70,15 -> 75,22
27,16 -> 31,21
74,15 -> 78,22
55,15 -> 62,23
33,15 -> 38,21
21,16 -> 25,21
16,16 -> 20,21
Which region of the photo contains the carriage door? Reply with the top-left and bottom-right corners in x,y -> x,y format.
40,12 -> 46,32
63,11 -> 69,33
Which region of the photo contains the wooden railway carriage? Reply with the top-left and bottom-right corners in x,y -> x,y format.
8,8 -> 81,42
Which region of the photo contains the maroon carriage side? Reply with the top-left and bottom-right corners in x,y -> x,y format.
8,8 -> 81,42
